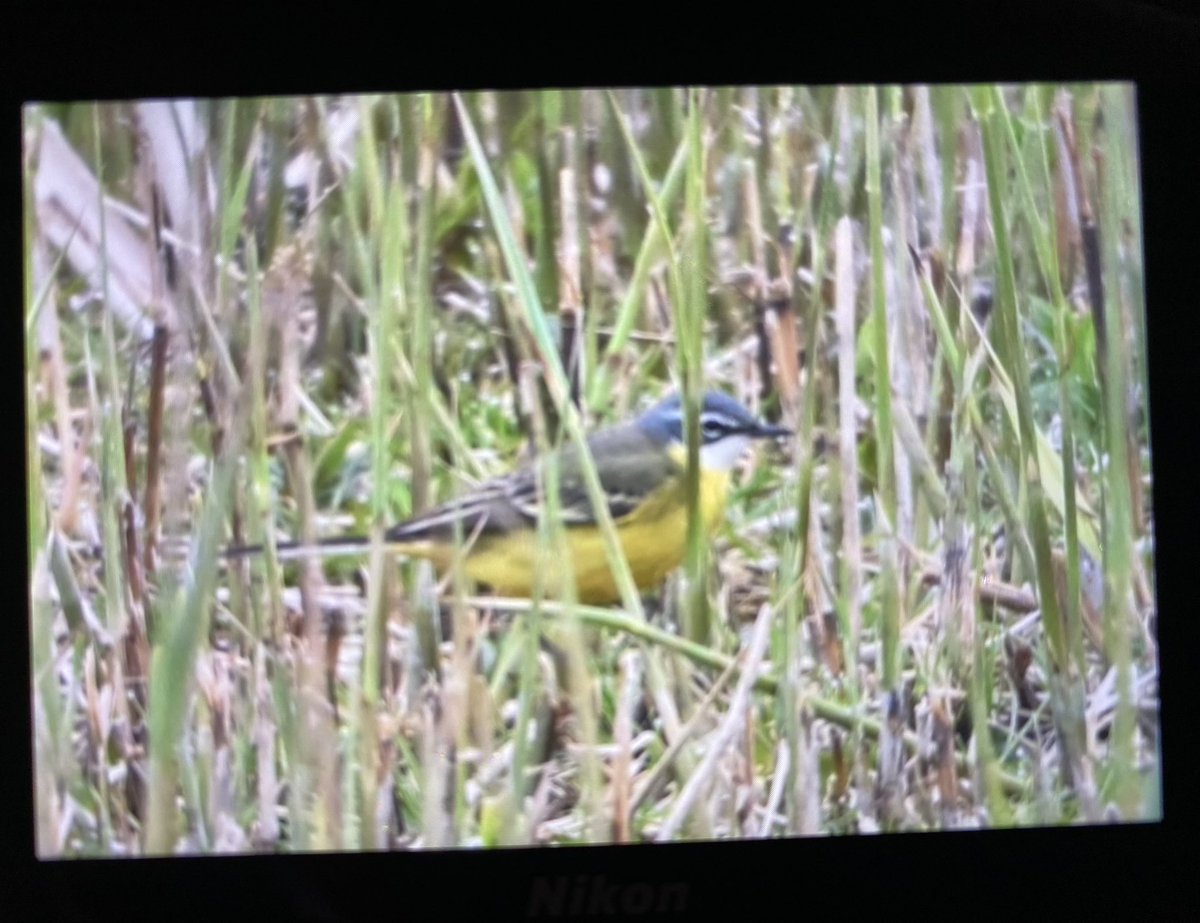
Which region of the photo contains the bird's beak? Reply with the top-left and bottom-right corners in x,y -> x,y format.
749,420 -> 792,439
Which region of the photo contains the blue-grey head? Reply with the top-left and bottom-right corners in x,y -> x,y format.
638,390 -> 791,472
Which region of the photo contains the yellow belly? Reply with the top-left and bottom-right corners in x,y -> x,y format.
403,469 -> 731,605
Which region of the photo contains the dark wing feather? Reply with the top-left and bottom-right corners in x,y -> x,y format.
386,423 -> 678,542
507,424 -> 678,526
384,482 -> 508,543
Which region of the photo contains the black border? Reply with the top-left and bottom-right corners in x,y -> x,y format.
5,1 -> 1198,918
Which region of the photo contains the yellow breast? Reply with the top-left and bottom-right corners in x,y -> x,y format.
428,466 -> 732,605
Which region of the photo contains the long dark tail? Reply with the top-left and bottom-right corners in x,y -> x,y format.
221,535 -> 373,562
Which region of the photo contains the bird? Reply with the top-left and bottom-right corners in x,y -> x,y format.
225,390 -> 790,605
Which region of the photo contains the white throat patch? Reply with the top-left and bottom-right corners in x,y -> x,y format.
699,433 -> 752,472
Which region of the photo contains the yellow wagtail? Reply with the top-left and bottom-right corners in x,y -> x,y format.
226,390 -> 789,605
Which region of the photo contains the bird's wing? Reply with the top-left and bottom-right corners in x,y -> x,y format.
386,425 -> 680,542
505,425 -> 680,526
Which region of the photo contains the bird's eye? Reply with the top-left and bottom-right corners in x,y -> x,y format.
700,416 -> 727,441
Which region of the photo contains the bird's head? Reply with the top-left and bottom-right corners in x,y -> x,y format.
639,390 -> 791,472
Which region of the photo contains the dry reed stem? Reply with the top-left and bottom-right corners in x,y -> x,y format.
558,130 -> 585,407
656,603 -> 773,841
630,653 -> 740,816
612,649 -> 643,842
834,215 -> 862,651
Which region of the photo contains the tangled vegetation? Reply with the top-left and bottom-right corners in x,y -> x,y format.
25,85 -> 1158,855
